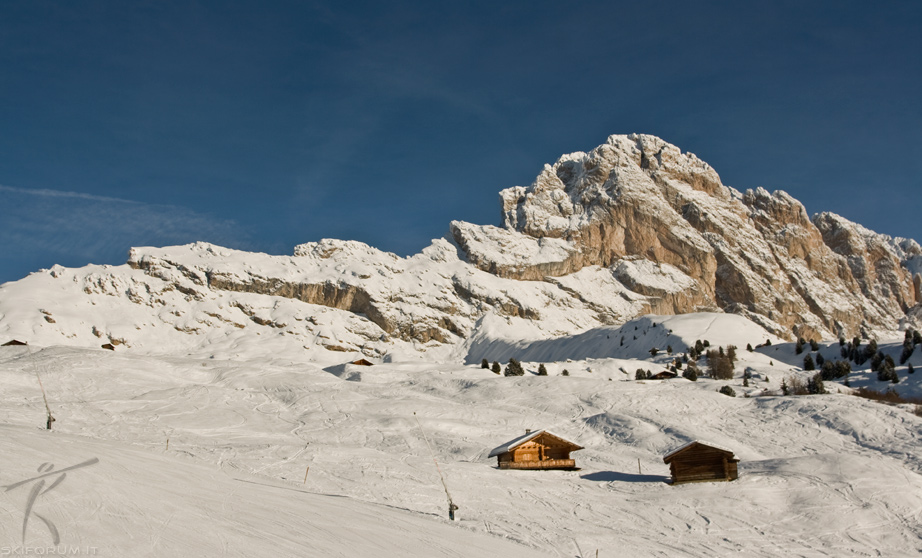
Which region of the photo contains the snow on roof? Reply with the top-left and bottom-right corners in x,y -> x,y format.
663,440 -> 736,461
488,430 -> 582,457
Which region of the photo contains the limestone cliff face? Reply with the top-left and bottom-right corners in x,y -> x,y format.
460,133 -> 918,339
124,134 -> 915,342
8,134 -> 916,356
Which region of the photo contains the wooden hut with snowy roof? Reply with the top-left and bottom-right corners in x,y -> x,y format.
489,429 -> 582,470
663,440 -> 739,484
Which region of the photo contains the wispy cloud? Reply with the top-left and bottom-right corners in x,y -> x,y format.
0,184 -> 153,205
0,184 -> 250,279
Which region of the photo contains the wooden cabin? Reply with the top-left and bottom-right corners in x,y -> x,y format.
1,340 -> 27,346
351,358 -> 374,366
651,370 -> 678,380
489,430 -> 583,470
663,441 -> 739,484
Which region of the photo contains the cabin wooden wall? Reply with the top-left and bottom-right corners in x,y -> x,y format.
668,446 -> 738,483
510,441 -> 572,463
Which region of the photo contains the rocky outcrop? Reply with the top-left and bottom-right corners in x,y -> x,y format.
123,134 -> 919,342
9,134 -> 916,354
449,221 -> 582,280
126,239 -> 602,345
472,133 -> 918,339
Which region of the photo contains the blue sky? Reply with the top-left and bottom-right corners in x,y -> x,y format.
2,1 -> 920,284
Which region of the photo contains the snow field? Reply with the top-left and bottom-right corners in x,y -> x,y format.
3,326 -> 922,556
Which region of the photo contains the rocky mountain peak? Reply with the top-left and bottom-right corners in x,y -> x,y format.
460,134 -> 920,340
2,134 -> 919,359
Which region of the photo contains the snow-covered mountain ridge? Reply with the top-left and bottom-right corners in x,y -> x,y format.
2,134 -> 920,359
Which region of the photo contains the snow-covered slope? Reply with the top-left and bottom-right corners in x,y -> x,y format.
465,312 -> 782,365
3,331 -> 922,557
0,424 -> 546,557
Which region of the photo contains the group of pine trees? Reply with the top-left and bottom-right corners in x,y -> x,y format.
477,327 -> 920,386
781,373 -> 827,395
705,345 -> 737,380
831,328 -> 920,384
479,358 -> 549,377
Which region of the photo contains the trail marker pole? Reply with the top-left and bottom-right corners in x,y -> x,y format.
29,349 -> 54,430
303,466 -> 310,484
413,412 -> 457,520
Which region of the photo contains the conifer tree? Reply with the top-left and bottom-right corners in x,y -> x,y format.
803,354 -> 815,371
481,358 -> 489,369
537,363 -> 548,376
870,352 -> 883,372
808,373 -> 826,394
820,360 -> 834,381
491,361 -> 501,374
504,358 -> 525,376
900,341 -> 915,365
706,349 -> 734,380
834,359 -> 851,379
727,345 -> 737,366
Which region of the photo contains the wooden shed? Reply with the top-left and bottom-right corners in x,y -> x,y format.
351,358 -> 374,366
651,370 -> 678,380
663,440 -> 739,484
489,430 -> 583,470
1,340 -> 27,347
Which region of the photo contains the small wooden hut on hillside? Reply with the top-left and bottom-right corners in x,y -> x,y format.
1,340 -> 27,346
351,358 -> 374,366
663,440 -> 739,484
489,430 -> 583,470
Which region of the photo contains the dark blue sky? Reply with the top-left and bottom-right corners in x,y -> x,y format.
2,1 -> 921,284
